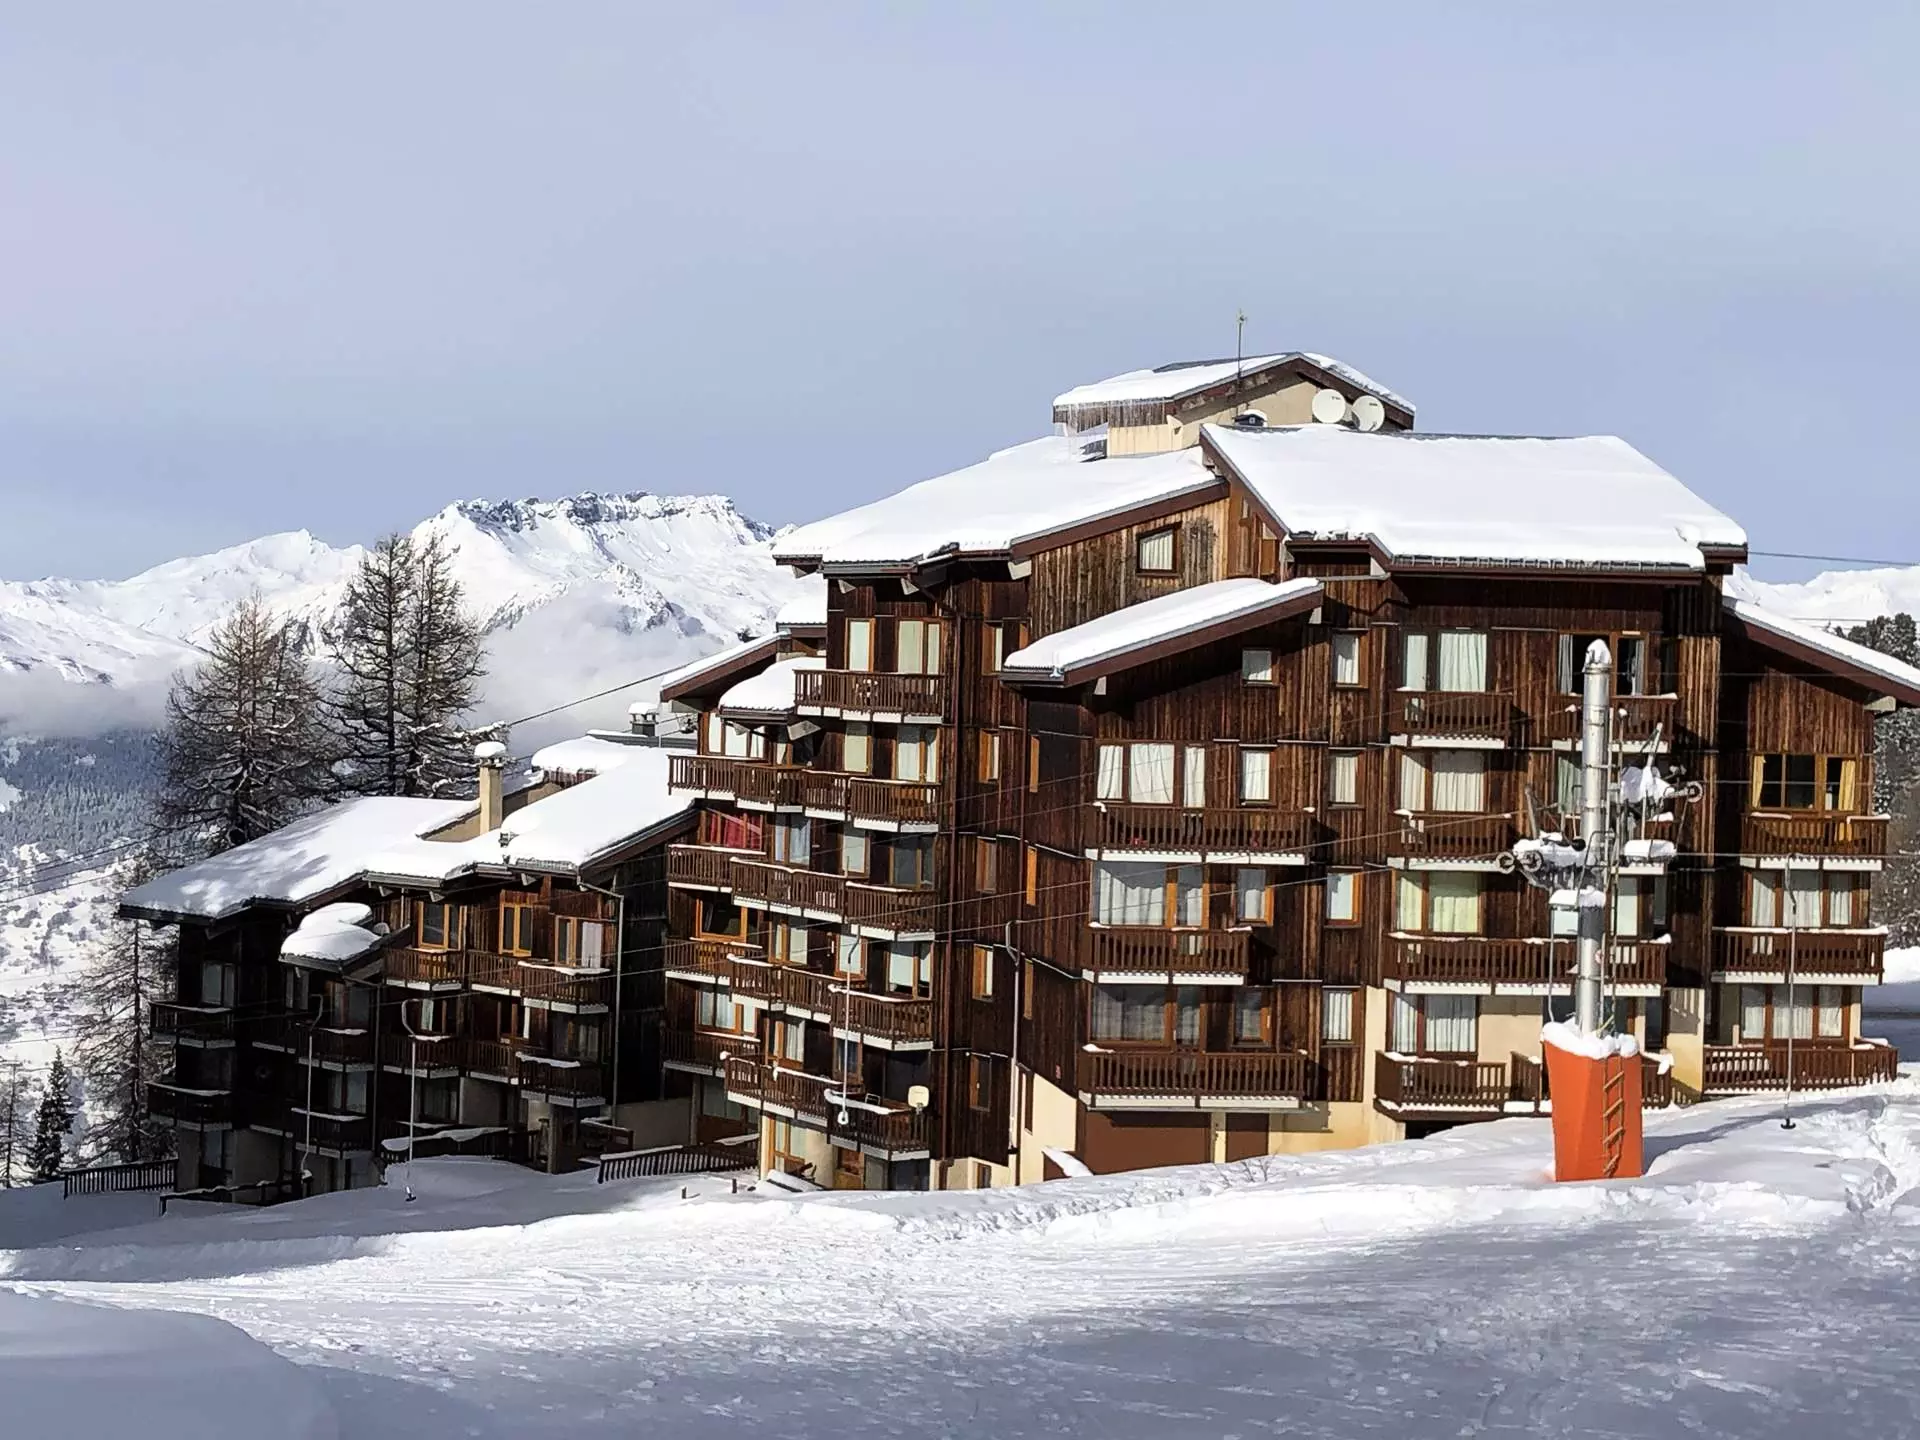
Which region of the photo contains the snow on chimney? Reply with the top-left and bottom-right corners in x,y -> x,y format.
474,739 -> 508,831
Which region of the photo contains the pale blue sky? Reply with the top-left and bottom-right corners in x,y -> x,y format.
1,4 -> 1914,581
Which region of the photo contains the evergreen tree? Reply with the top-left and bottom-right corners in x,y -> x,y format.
73,855 -> 177,1165
325,531 -> 486,797
0,1063 -> 34,1187
29,1051 -> 75,1181
1844,613 -> 1920,945
154,595 -> 332,855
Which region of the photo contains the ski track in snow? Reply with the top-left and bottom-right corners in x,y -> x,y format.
8,1087 -> 1920,1437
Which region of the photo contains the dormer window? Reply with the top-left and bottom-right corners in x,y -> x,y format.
1136,527 -> 1177,575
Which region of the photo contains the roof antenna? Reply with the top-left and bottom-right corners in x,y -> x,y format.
1234,309 -> 1247,410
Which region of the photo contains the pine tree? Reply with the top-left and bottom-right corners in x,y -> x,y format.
155,595 -> 333,854
73,854 -> 177,1165
1844,613 -> 1920,944
324,531 -> 486,797
29,1051 -> 75,1181
0,1063 -> 34,1187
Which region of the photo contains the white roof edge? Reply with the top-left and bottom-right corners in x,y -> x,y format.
1725,596 -> 1920,700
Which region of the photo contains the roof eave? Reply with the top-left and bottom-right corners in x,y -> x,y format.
1728,609 -> 1920,709
1003,585 -> 1324,689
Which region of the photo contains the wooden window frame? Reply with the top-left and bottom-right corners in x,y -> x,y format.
417,901 -> 458,951
499,898 -> 535,957
1750,753 -> 1863,814
1394,871 -> 1486,936
1324,869 -> 1362,927
893,617 -> 944,676
1238,746 -> 1275,806
971,944 -> 995,1001
1558,630 -> 1662,697
973,835 -> 999,895
1331,630 -> 1365,688
1737,982 -> 1853,1044
1234,866 -> 1272,924
1088,982 -> 1206,1050
844,618 -> 875,674
1392,991 -> 1479,1057
842,721 -> 873,776
840,827 -> 870,878
1230,987 -> 1271,1048
1321,987 -> 1357,1045
1135,526 -> 1179,576
1745,869 -> 1866,929
695,894 -> 747,941
834,931 -> 867,981
1326,749 -> 1362,807
978,730 -> 1002,784
1241,648 -> 1275,686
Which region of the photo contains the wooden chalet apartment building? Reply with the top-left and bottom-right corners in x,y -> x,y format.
658,350 -> 1920,1190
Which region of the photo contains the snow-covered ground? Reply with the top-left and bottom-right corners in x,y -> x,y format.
9,1085 -> 1920,1437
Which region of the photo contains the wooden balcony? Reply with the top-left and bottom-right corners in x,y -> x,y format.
669,753 -> 805,808
1543,692 -> 1679,746
1384,935 -> 1667,993
752,966 -> 934,1047
1094,804 -> 1317,856
517,963 -> 614,1010
1393,690 -> 1513,743
1374,1054 -> 1510,1117
290,1108 -> 374,1154
1393,811 -> 1517,858
1085,927 -> 1252,980
379,1033 -> 463,1075
830,1100 -> 931,1157
513,1052 -> 607,1104
462,1037 -> 523,1080
247,1015 -> 376,1067
723,1053 -> 766,1106
662,1029 -> 757,1076
795,668 -> 948,722
1077,1049 -> 1312,1109
1702,1040 -> 1899,1095
150,1002 -> 235,1045
664,937 -> 756,983
723,1054 -> 930,1155
147,1082 -> 233,1129
1713,928 -> 1886,982
800,772 -> 942,830
1739,812 -> 1890,859
666,843 -> 745,891
731,859 -> 938,933
383,946 -> 490,990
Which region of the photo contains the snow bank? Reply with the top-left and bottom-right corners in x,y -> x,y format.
0,1292 -> 337,1439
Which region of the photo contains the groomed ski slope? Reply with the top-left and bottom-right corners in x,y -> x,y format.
9,1085 -> 1920,1437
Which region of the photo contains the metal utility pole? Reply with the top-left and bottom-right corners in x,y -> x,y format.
401,998 -> 422,1201
1575,639 -> 1615,1035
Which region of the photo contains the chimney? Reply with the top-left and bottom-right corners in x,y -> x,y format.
474,740 -> 508,831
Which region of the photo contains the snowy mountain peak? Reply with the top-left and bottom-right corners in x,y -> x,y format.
444,491 -> 777,541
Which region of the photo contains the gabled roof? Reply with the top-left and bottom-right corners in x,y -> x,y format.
1725,597 -> 1920,707
1052,353 -> 1414,430
772,437 -> 1220,572
657,633 -> 783,704
1203,423 -> 1747,573
1002,578 -> 1324,686
119,797 -> 473,924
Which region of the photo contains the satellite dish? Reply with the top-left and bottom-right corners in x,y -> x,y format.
906,1084 -> 931,1111
1310,388 -> 1349,425
1351,394 -> 1386,432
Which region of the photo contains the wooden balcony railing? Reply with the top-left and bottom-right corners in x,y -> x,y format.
383,946 -> 491,988
1086,927 -> 1253,978
829,1101 -> 930,1156
731,859 -> 939,932
517,963 -> 614,1008
462,1037 -> 523,1079
665,937 -> 756,983
666,843 -> 744,890
799,773 -> 942,829
663,1029 -> 758,1073
1095,805 -> 1317,855
150,1002 -> 235,1044
1078,1049 -> 1312,1103
147,1083 -> 233,1127
1394,811 -> 1517,858
1394,690 -> 1514,742
669,753 -> 805,808
1713,928 -> 1886,981
1385,935 -> 1667,991
1739,812 -> 1891,859
379,1033 -> 462,1073
248,1015 -> 376,1066
723,1053 -> 765,1102
1374,1055 -> 1509,1113
765,967 -> 934,1045
842,881 -> 939,933
1544,692 -> 1679,746
1702,1039 -> 1899,1094
795,668 -> 948,721
290,1108 -> 374,1153
513,1051 -> 607,1101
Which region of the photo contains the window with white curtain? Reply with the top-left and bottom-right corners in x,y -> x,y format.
1136,528 -> 1176,573
1327,751 -> 1360,806
1175,866 -> 1205,927
1750,871 -> 1779,928
836,931 -> 864,976
1332,632 -> 1363,686
771,816 -> 811,865
1129,744 -> 1175,805
1097,745 -> 1125,801
841,829 -> 869,876
894,619 -> 941,675
1614,876 -> 1642,938
1325,871 -> 1359,923
1394,872 -> 1423,930
705,711 -> 724,754
1818,985 -> 1846,1038
1828,874 -> 1855,926
1391,993 -> 1420,1053
846,619 -> 873,673
1436,631 -> 1489,692
1428,750 -> 1485,813
1174,988 -> 1201,1045
1740,985 -> 1767,1040
895,726 -> 938,782
843,722 -> 871,774
1786,869 -> 1822,928
1402,632 -> 1430,692
1094,862 -> 1166,926
1427,872 -> 1482,934
1322,988 -> 1355,1043
1239,748 -> 1273,803
1424,994 -> 1478,1052
1183,746 -> 1207,807
1092,984 -> 1167,1043
1234,989 -> 1266,1044
1555,755 -> 1580,816
1242,648 -> 1274,684
1235,867 -> 1269,923
1398,751 -> 1428,812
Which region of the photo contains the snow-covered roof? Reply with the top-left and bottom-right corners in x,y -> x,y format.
1052,353 -> 1413,423
1003,578 -> 1324,684
120,797 -> 471,923
280,902 -> 384,967
772,437 -> 1218,570
775,578 -> 828,631
1725,597 -> 1920,706
529,734 -> 646,779
656,633 -> 782,703
717,655 -> 824,717
1204,423 -> 1747,572
365,747 -> 691,881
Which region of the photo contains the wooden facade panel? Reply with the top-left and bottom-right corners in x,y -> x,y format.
1029,497 -> 1234,637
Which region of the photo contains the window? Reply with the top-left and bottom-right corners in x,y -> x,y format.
885,943 -> 933,996
841,828 -> 870,876
777,1019 -> 806,1062
1322,988 -> 1355,1044
1239,747 -> 1273,804
1395,873 -> 1481,933
419,902 -> 455,950
1327,751 -> 1360,806
1325,870 -> 1360,925
983,625 -> 1005,674
1397,750 -> 1427,812
1392,993 -> 1477,1054
1028,735 -> 1041,795
1555,754 -> 1580,817
894,618 -> 943,675
555,917 -> 609,967
700,808 -> 763,851
1092,862 -> 1203,927
771,816 -> 811,865
968,1056 -> 992,1110
1233,989 -> 1267,1045
1024,845 -> 1038,905
843,722 -> 872,774
719,720 -> 766,760
696,988 -> 747,1033
895,726 -> 938,783
1404,630 -> 1488,692
1428,750 -> 1486,813
890,834 -> 935,889
199,961 -> 235,1008
697,895 -> 745,939
1090,984 -> 1200,1046
1129,743 -> 1175,804
973,836 -> 998,894
1559,633 -> 1658,696
767,919 -> 805,964
978,731 -> 1002,783
1235,867 -> 1270,923
500,899 -> 536,956
971,945 -> 995,1000
835,931 -> 865,978
1136,527 -> 1177,574
1242,648 -> 1274,684
845,618 -> 874,672
1401,632 -> 1430,692
1750,869 -> 1861,929
1183,746 -> 1207,808
1752,754 -> 1859,812
1332,632 -> 1363,687
1738,984 -> 1851,1043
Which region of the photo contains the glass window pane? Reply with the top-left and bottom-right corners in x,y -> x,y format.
1094,862 -> 1167,926
843,723 -> 871,774
1174,988 -> 1201,1046
1325,871 -> 1358,923
1398,751 -> 1427,812
847,620 -> 873,672
1137,529 -> 1175,571
1750,872 -> 1778,928
1175,866 -> 1205,927
1394,872 -> 1423,930
1428,750 -> 1485,812
1786,869 -> 1822,929
1239,749 -> 1272,803
1322,989 -> 1354,1043
1428,873 -> 1481,934
1096,744 -> 1125,801
1241,648 -> 1274,683
1183,747 -> 1207,807
1827,874 -> 1854,927
1758,754 -> 1784,809
1332,632 -> 1362,686
1235,868 -> 1267,923
1818,985 -> 1845,1038
1391,994 -> 1420,1053
1402,632 -> 1430,691
1130,744 -> 1175,805
1235,989 -> 1265,1043
1426,994 -> 1477,1052
1436,631 -> 1488,692
1740,986 -> 1767,1040
895,620 -> 926,675
1784,754 -> 1817,809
